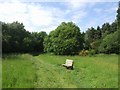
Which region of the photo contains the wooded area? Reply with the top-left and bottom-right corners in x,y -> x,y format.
2,2 -> 120,55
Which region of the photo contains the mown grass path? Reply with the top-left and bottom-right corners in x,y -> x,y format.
2,54 -> 118,88
34,57 -> 77,88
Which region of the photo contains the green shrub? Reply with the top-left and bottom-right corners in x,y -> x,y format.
90,39 -> 102,53
88,49 -> 96,56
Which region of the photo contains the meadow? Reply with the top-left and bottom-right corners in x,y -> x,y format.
2,54 -> 118,88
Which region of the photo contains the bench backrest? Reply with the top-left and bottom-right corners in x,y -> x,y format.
65,59 -> 73,66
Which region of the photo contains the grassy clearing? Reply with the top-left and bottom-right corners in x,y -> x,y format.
2,54 -> 118,88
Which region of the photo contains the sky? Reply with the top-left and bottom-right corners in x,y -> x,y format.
0,0 -> 119,34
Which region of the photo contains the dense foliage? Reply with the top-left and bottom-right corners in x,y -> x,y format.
44,22 -> 83,55
2,21 -> 47,53
117,1 -> 120,30
84,21 -> 118,54
98,31 -> 119,54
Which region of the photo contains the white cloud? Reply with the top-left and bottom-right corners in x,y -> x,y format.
71,11 -> 87,23
64,2 -> 97,25
28,5 -> 53,26
68,1 -> 87,9
0,1 -> 64,33
0,3 -> 26,14
0,2 -> 28,23
40,25 -> 58,34
0,1 -> 117,34
0,0 -> 119,3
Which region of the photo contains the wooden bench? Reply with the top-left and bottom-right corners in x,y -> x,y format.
62,59 -> 74,70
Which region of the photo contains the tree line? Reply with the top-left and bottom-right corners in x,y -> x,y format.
2,21 -> 47,53
2,2 -> 120,55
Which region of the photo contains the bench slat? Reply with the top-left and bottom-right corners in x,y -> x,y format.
63,59 -> 73,67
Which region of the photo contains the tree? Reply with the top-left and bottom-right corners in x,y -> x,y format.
90,39 -> 102,53
117,1 -> 120,30
30,31 -> 47,52
98,31 -> 119,54
84,27 -> 96,49
94,26 -> 102,40
44,22 -> 84,55
2,21 -> 47,53
85,27 -> 95,43
110,21 -> 117,33
101,23 -> 110,37
2,21 -> 28,53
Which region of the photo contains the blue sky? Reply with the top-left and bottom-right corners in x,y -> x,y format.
0,0 -> 119,33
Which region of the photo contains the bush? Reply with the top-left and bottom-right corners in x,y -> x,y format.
88,49 -> 96,56
79,49 -> 89,56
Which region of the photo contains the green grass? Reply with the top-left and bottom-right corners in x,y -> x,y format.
2,54 -> 118,88
2,54 -> 36,88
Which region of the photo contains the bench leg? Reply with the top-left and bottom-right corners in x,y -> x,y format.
71,66 -> 73,70
66,66 -> 73,70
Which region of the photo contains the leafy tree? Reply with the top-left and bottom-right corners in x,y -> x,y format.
23,37 -> 32,52
101,23 -> 110,37
117,1 -> 120,30
2,21 -> 28,53
2,21 -> 47,53
96,26 -> 102,39
90,39 -> 102,53
85,27 -> 96,43
98,31 -> 119,54
30,31 -> 47,52
43,30 -> 57,53
110,21 -> 117,33
44,22 -> 84,55
84,26 -> 102,53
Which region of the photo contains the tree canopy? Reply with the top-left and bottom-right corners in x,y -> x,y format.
98,31 -> 119,54
2,21 -> 47,53
44,22 -> 84,55
117,1 -> 120,30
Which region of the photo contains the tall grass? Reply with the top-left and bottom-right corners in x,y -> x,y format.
2,54 -> 118,88
2,54 -> 36,88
